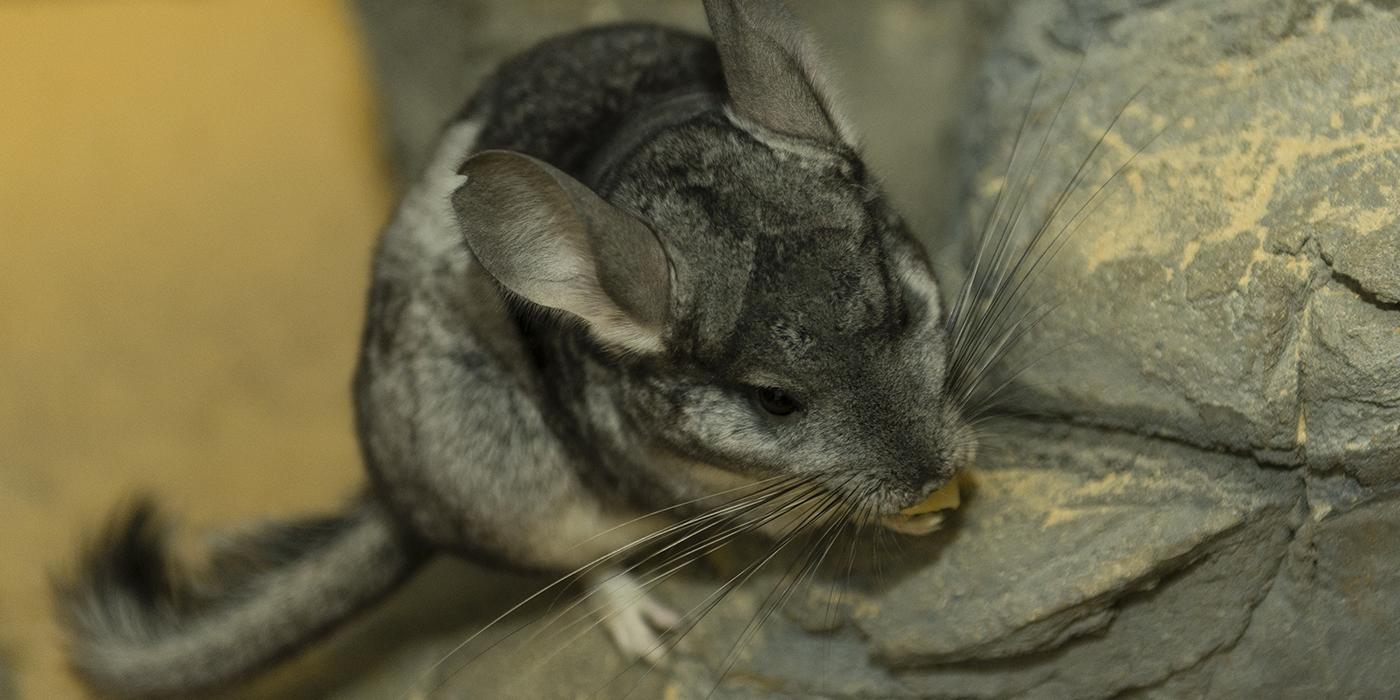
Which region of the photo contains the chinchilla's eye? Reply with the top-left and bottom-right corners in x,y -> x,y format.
749,385 -> 802,417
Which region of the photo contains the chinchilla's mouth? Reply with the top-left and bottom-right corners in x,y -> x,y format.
878,474 -> 967,536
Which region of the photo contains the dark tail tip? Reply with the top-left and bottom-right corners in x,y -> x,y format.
51,497 -> 188,692
55,496 -> 179,611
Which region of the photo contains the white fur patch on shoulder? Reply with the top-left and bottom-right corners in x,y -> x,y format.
394,119 -> 485,258
428,119 -> 486,176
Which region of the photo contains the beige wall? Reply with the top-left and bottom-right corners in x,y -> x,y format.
0,1 -> 391,696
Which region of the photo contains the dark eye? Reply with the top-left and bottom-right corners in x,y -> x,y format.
749,386 -> 802,417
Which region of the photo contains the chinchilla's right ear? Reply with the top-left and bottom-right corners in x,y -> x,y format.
450,150 -> 670,355
703,0 -> 854,147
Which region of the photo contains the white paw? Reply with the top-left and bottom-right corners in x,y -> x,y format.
585,570 -> 682,666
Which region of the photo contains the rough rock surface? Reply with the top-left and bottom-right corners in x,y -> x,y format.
652,424 -> 1301,699
271,0 -> 1400,697
963,0 -> 1400,482
944,1 -> 1400,695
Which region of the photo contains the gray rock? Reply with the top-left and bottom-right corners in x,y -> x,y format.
959,0 -> 1400,481
658,424 -> 1299,699
940,0 -> 1400,695
1171,492 -> 1400,697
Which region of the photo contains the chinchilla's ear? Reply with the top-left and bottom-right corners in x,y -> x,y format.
703,0 -> 853,147
451,150 -> 670,354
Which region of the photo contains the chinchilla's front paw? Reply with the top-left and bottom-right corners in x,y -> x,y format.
585,569 -> 682,666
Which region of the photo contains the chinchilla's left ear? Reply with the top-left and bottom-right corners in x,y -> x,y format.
702,0 -> 855,148
451,150 -> 670,354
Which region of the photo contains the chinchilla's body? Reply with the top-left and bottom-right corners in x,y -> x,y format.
56,2 -> 975,696
359,25 -> 731,572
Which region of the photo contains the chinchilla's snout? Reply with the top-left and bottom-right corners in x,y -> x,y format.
869,402 -> 980,516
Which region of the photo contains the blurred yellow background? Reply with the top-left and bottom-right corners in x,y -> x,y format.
0,1 -> 391,696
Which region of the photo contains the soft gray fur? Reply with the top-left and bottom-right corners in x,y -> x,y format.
56,1 -> 975,696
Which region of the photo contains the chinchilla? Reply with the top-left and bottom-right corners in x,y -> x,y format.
54,0 -> 981,695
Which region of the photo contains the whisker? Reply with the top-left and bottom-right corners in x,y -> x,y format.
402,476 -> 804,699
956,62 -> 1085,377
956,296 -> 1066,407
828,488 -> 875,631
524,480 -> 829,663
947,72 -> 1045,353
950,78 -> 1121,400
974,90 -> 1148,351
966,332 -> 1091,419
611,487 -> 853,699
950,81 -> 1180,419
704,499 -> 854,699
961,108 -> 1178,414
817,495 -> 875,692
573,474 -> 793,549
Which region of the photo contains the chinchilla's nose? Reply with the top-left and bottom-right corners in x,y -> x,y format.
882,437 -> 954,498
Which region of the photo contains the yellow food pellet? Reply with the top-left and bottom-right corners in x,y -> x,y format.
900,477 -> 962,515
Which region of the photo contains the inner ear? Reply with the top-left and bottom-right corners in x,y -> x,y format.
703,0 -> 853,147
451,150 -> 671,354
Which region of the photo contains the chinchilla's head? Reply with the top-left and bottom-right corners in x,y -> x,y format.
451,0 -> 975,516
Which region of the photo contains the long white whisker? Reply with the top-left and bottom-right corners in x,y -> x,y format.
400,476 -> 800,699
520,480 -> 827,658
704,499 -> 853,699
609,487 -> 853,699
947,73 -> 1045,355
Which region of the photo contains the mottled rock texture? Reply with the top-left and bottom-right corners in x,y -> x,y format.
972,0 -> 1400,483
302,0 -> 1398,697
947,5 -> 1400,689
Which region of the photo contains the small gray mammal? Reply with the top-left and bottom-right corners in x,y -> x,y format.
55,0 -> 976,695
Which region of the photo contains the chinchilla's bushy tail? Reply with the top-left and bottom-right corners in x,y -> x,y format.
53,496 -> 425,698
